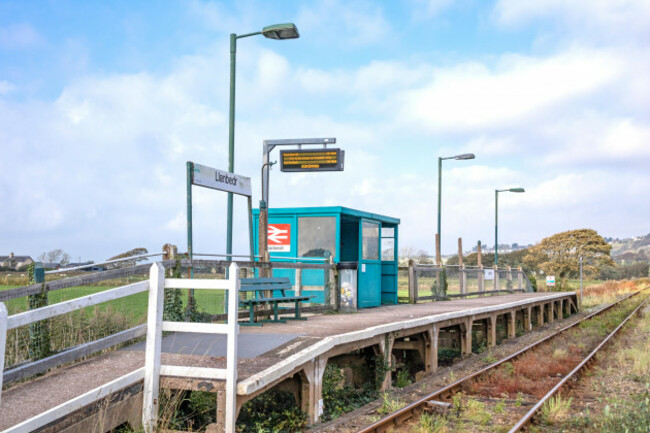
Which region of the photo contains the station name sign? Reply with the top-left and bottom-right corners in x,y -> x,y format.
191,162 -> 252,197
280,148 -> 344,172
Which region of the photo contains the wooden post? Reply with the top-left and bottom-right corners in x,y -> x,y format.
487,316 -> 497,347
537,305 -> 545,327
518,267 -> 524,291
435,233 -> 441,266
225,263 -> 240,433
28,262 -> 50,361
323,252 -> 332,306
408,259 -> 418,304
507,266 -> 513,292
461,319 -> 473,356
142,263 -> 165,432
493,265 -> 499,292
295,268 -> 302,296
458,238 -> 465,295
524,306 -> 532,331
0,302 -> 7,405
477,241 -> 484,294
427,325 -> 439,372
507,311 -> 516,339
303,356 -> 328,424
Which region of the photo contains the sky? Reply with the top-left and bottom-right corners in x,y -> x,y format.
0,0 -> 649,262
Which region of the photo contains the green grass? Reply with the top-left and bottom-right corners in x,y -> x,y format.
1,284 -> 225,317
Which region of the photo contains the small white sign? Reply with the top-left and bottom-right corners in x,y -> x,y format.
484,269 -> 495,280
546,275 -> 555,286
192,162 -> 252,197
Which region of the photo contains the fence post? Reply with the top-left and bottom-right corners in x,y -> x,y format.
143,263 -> 165,432
477,241 -> 484,295
507,266 -> 513,292
493,265 -> 499,292
323,252 -> 332,306
28,262 -> 50,361
225,263 -> 240,433
295,268 -> 302,297
458,238 -> 465,295
408,259 -> 417,304
0,302 -> 7,405
517,267 -> 524,291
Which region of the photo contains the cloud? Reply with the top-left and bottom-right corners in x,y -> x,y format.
398,48 -> 623,134
0,23 -> 44,49
297,0 -> 391,47
494,0 -> 650,43
0,80 -> 16,95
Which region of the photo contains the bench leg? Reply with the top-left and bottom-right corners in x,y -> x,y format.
259,302 -> 287,323
240,304 -> 263,327
285,300 -> 308,321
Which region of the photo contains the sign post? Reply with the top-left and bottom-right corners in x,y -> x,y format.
186,161 -> 255,271
259,138 -> 340,274
546,275 -> 555,290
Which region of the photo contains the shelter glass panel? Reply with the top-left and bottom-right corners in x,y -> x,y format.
298,217 -> 336,257
362,221 -> 379,260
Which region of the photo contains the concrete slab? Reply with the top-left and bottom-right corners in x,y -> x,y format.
124,332 -> 301,359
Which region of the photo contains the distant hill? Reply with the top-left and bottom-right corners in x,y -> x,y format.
606,233 -> 650,264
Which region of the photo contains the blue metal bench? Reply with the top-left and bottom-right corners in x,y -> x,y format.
239,277 -> 313,326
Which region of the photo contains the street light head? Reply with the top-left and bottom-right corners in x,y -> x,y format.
509,187 -> 525,193
455,153 -> 475,160
262,23 -> 300,40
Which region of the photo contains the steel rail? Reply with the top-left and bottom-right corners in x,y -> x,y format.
509,294 -> 649,432
357,289 -> 647,433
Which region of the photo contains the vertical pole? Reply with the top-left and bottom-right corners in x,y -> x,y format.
579,256 -> 583,309
408,259 -> 416,304
458,237 -> 464,295
0,302 -> 7,405
28,262 -> 49,361
477,241 -> 484,294
226,33 -> 237,263
143,263 -> 165,432
494,189 -> 499,266
187,162 -> 194,277
247,196 -> 254,262
225,263 -> 240,433
436,157 -> 442,265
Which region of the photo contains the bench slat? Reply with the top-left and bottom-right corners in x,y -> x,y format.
241,277 -> 290,284
240,283 -> 292,292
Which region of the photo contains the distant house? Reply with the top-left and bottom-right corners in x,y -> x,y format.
0,253 -> 34,270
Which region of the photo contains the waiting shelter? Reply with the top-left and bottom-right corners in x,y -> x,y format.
252,206 -> 400,308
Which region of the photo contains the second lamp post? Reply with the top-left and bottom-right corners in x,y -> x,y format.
494,187 -> 525,266
436,153 -> 475,263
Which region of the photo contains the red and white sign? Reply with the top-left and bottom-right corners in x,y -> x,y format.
268,224 -> 291,252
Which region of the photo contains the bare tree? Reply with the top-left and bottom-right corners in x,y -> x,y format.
38,249 -> 71,265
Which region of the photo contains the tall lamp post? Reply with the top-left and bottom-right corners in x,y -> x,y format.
226,23 -> 299,260
494,187 -> 525,266
436,153 -> 475,263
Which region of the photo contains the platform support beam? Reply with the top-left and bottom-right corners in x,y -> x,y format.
538,304 -> 545,326
376,334 -> 395,391
461,319 -> 473,356
302,355 -> 328,425
487,315 -> 497,347
427,325 -> 439,373
547,303 -> 554,324
524,306 -> 532,331
507,311 -> 516,339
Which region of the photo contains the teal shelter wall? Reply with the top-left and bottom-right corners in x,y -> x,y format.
253,206 -> 400,308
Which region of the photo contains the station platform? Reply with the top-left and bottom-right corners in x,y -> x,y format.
0,291 -> 577,432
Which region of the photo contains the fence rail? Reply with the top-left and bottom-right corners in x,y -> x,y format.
401,260 -> 531,303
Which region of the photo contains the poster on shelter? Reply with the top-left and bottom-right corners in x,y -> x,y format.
268,224 -> 291,252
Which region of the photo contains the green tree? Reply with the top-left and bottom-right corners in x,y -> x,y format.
524,229 -> 614,280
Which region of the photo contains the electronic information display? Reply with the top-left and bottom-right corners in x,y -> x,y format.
280,148 -> 344,172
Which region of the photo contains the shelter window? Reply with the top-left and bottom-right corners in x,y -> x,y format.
298,217 -> 336,257
362,221 -> 379,260
381,226 -> 395,261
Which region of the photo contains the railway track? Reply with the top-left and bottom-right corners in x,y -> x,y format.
357,289 -> 649,433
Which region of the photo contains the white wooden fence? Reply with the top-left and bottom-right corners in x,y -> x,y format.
0,262 -> 240,433
143,262 -> 240,433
